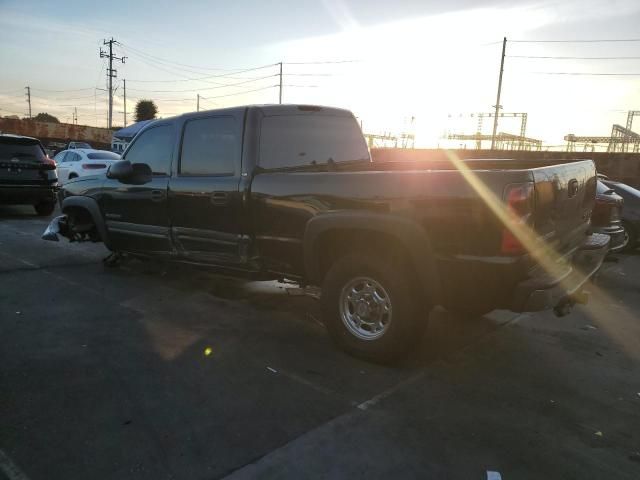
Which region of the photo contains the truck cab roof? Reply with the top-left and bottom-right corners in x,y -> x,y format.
166,104 -> 354,121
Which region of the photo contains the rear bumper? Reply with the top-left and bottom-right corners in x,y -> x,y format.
594,225 -> 627,253
0,184 -> 57,205
511,233 -> 610,312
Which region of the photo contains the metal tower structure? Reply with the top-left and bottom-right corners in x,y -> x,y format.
564,110 -> 640,153
448,112 -> 530,150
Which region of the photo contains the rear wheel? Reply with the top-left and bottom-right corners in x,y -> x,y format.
34,202 -> 55,216
68,173 -> 78,180
321,252 -> 428,363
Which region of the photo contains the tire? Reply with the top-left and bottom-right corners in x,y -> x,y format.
68,173 -> 78,180
620,222 -> 637,253
321,252 -> 428,363
34,202 -> 55,216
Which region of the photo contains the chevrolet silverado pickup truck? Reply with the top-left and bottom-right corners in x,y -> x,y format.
43,104 -> 608,362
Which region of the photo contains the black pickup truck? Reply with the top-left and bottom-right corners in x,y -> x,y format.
44,104 -> 608,362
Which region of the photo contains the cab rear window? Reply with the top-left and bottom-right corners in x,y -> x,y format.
258,114 -> 369,169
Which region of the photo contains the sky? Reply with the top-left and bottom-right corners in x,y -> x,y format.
0,0 -> 639,149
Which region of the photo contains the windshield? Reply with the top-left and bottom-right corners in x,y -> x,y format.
87,151 -> 120,160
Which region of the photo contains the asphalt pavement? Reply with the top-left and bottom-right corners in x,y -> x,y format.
1,205 -> 639,480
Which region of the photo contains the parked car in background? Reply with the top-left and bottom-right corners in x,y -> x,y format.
54,149 -> 120,184
0,133 -> 58,215
592,180 -> 626,253
602,179 -> 640,252
67,141 -> 92,150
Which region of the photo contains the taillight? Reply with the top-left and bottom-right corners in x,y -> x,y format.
501,182 -> 534,255
82,163 -> 107,170
43,156 -> 56,169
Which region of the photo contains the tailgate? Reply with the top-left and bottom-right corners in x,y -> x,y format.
531,160 -> 596,255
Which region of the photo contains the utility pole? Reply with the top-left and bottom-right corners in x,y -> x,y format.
25,86 -> 31,119
491,37 -> 507,150
123,79 -> 127,127
73,107 -> 78,125
278,62 -> 283,104
100,38 -> 126,129
197,93 -> 200,112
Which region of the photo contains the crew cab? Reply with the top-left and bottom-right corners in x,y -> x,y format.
43,105 -> 608,362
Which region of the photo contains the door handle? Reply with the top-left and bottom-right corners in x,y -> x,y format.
150,189 -> 165,202
210,191 -> 229,206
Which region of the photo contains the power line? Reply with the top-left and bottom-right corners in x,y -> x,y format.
31,92 -> 107,102
125,73 -> 276,84
510,38 -> 640,43
117,41 -> 253,72
122,48 -> 241,80
126,74 -> 278,93
0,89 -> 25,96
508,55 -> 640,60
31,87 -> 96,93
283,60 -> 359,64
126,62 -> 278,84
531,72 -> 640,76
283,73 -> 333,77
197,84 -> 277,100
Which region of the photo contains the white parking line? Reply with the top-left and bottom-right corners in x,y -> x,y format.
0,449 -> 30,480
356,371 -> 426,410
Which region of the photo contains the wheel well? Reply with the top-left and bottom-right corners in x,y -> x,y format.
68,172 -> 78,179
63,205 -> 91,223
62,205 -> 99,238
315,229 -> 414,285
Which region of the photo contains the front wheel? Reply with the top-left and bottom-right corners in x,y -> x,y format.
321,252 -> 428,363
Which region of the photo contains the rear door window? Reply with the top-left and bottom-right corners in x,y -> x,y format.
123,125 -> 174,175
179,116 -> 238,175
259,114 -> 369,169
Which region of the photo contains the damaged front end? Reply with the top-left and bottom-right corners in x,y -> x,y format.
42,213 -> 101,243
42,215 -> 69,242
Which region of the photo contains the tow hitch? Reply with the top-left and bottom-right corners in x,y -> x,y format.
553,290 -> 590,317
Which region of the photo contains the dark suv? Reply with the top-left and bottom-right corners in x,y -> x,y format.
0,134 -> 58,215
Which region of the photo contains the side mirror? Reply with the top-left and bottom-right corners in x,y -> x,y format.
107,160 -> 152,185
107,160 -> 134,180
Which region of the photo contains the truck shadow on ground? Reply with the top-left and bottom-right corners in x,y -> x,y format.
120,256 -> 510,371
